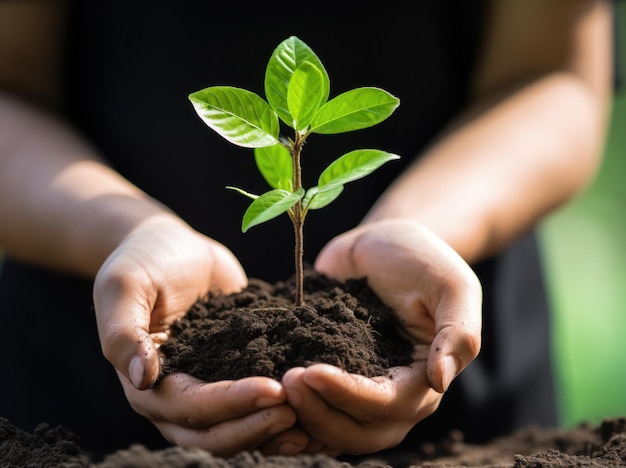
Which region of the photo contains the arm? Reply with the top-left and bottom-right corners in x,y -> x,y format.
0,2 -> 304,456
0,0 -> 175,277
364,0 -> 613,263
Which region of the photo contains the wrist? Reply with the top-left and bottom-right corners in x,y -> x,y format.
71,194 -> 181,277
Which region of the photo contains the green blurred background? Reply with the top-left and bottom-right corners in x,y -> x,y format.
540,1 -> 626,428
0,4 -> 624,431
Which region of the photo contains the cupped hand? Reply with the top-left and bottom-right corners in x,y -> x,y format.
93,214 -> 306,454
282,219 -> 482,455
118,372 -> 307,456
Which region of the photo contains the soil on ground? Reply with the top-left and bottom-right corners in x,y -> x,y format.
3,268 -> 625,467
2,416 -> 626,467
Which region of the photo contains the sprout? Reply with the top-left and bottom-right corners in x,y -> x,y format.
189,36 -> 400,305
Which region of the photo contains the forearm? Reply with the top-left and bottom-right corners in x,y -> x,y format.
0,93 -> 176,277
364,71 -> 609,263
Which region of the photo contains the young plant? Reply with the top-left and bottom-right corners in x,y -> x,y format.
189,36 -> 400,306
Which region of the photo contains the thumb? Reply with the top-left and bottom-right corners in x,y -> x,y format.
426,260 -> 482,393
93,273 -> 161,390
314,230 -> 362,279
427,322 -> 482,393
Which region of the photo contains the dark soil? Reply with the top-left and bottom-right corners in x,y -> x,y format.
158,268 -> 414,383
3,268 -> 626,466
3,416 -> 626,467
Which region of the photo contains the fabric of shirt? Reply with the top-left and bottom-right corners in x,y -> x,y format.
0,1 -> 557,454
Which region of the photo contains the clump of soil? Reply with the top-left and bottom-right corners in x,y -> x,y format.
0,418 -> 84,467
2,416 -> 626,467
158,268 -> 415,383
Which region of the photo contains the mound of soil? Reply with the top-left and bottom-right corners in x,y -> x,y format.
158,268 -> 414,383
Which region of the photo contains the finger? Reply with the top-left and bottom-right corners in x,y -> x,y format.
124,373 -> 289,426
282,366 -> 423,454
293,363 -> 431,422
422,263 -> 482,392
155,405 -> 297,457
205,239 -> 248,294
257,427 -> 309,456
427,321 -> 482,393
314,230 -> 360,279
300,439 -> 341,458
257,427 -> 342,457
94,264 -> 160,390
119,373 -> 299,456
297,437 -> 341,457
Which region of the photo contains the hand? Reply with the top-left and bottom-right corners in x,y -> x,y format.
118,372 -> 306,457
282,219 -> 482,455
93,215 -> 306,455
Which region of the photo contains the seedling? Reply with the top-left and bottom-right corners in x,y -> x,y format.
189,36 -> 400,306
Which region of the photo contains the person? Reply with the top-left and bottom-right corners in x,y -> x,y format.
0,0 -> 614,460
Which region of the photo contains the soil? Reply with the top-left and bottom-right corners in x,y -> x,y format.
3,268 -> 626,467
3,416 -> 626,467
158,267 -> 414,383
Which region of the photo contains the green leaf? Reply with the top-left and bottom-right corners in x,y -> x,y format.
288,61 -> 326,131
226,186 -> 258,200
254,144 -> 293,190
189,86 -> 279,148
310,87 -> 399,135
265,36 -> 330,128
318,149 -> 400,192
303,185 -> 344,210
241,187 -> 305,232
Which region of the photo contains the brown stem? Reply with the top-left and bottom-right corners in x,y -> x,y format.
291,135 -> 305,306
293,210 -> 304,306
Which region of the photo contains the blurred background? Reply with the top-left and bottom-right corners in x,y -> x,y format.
0,2 -> 623,433
540,0 -> 626,428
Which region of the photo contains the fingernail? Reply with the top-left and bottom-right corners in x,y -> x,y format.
442,355 -> 458,392
278,442 -> 305,455
129,355 -> 145,389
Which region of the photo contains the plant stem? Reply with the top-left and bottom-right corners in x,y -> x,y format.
293,208 -> 304,306
291,134 -> 305,306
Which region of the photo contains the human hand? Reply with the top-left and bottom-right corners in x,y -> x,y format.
282,219 -> 482,455
118,372 -> 307,456
93,214 -> 305,454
